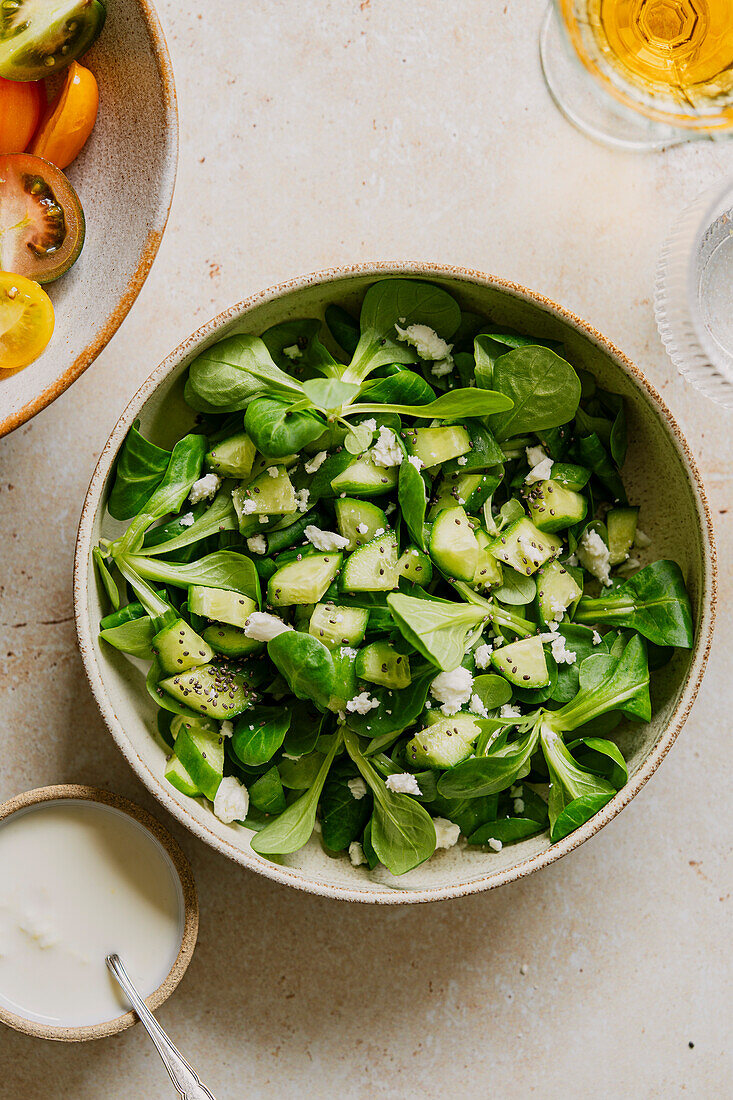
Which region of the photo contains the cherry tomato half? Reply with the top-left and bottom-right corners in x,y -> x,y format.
0,75 -> 44,154
30,61 -> 99,169
0,0 -> 106,82
0,271 -> 54,376
0,153 -> 85,282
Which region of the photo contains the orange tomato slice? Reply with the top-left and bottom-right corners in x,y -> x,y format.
30,61 -> 99,170
0,76 -> 45,155
0,272 -> 55,376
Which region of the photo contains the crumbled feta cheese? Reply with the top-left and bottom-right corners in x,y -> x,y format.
259,515 -> 269,524
385,772 -> 422,796
247,534 -> 267,555
457,455 -> 468,466
213,776 -> 249,824
539,630 -> 577,665
487,837 -> 503,852
304,525 -> 350,551
240,496 -> 257,515
189,473 -> 220,504
577,528 -> 612,586
526,444 -> 548,468
340,646 -> 358,659
243,612 -> 293,641
282,344 -> 302,360
294,488 -> 310,513
220,720 -> 234,738
407,455 -> 424,471
371,426 -> 403,468
430,666 -> 474,716
431,358 -> 454,377
470,693 -> 488,718
394,322 -> 453,364
267,466 -> 279,478
474,643 -> 494,669
347,777 -> 367,800
361,418 -> 377,433
549,597 -> 566,616
513,797 -> 525,814
592,630 -> 603,646
304,451 -> 328,474
634,528 -> 652,549
346,692 -> 379,715
179,512 -> 195,527
356,522 -> 368,534
433,817 -> 461,849
525,456 -> 554,484
499,704 -> 522,720
348,841 -> 367,866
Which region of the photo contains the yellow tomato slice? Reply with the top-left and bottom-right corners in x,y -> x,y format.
30,62 -> 99,170
0,272 -> 55,375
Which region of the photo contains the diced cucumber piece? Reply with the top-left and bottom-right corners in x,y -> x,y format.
153,618 -> 213,676
443,421 -> 504,474
160,663 -> 256,719
268,552 -> 342,606
333,497 -> 388,550
328,646 -> 360,712
607,506 -> 639,565
429,506 -> 479,582
232,466 -> 296,526
172,717 -> 224,801
491,635 -> 549,688
206,433 -> 255,478
330,456 -> 399,497
340,533 -> 399,592
526,479 -> 587,532
397,547 -> 433,586
488,517 -> 561,576
355,641 -> 411,688
535,560 -> 582,624
202,623 -> 263,658
472,529 -> 503,588
164,754 -> 201,798
188,586 -> 257,628
551,462 -> 591,492
405,426 -> 471,467
429,472 -> 493,517
406,715 -> 481,769
309,603 -> 369,649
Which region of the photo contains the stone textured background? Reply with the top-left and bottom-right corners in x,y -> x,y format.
0,2 -> 731,1096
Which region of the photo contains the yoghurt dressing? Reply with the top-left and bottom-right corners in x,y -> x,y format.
0,799 -> 185,1028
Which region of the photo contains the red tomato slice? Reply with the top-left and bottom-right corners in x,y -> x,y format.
0,152 -> 85,282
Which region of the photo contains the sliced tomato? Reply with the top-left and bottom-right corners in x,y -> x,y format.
0,0 -> 107,82
0,153 -> 85,282
0,271 -> 54,375
0,75 -> 45,154
30,61 -> 99,169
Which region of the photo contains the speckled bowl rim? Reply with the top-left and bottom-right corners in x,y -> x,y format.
0,0 -> 179,439
0,784 -> 198,1041
73,260 -> 717,905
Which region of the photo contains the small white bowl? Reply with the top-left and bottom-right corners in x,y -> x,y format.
74,262 -> 717,904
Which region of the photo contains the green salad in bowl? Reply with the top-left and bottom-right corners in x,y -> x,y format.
91,277 -> 695,879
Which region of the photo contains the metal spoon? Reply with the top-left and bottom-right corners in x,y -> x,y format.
106,953 -> 216,1100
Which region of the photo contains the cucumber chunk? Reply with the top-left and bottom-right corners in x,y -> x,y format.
488,517 -> 561,576
355,641 -> 411,688
491,635 -> 549,688
340,533 -> 399,592
171,716 -> 224,801
443,421 -> 504,474
333,497 -> 388,550
406,714 -> 481,769
268,552 -> 342,606
309,603 -> 369,649
472,529 -> 503,588
607,506 -> 639,565
397,547 -> 433,586
535,560 -> 582,624
153,618 -> 213,676
164,754 -> 202,798
405,426 -> 471,467
328,645 -> 360,711
429,471 -> 493,517
232,466 -> 296,526
330,456 -> 399,497
160,663 -> 256,719
526,479 -> 587,533
551,462 -> 591,492
188,586 -> 257,628
202,623 -> 263,658
429,506 -> 479,581
206,433 -> 255,478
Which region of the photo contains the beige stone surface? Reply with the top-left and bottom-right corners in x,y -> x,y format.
0,2 -> 731,1096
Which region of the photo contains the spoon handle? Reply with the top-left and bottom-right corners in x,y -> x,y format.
106,954 -> 216,1100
